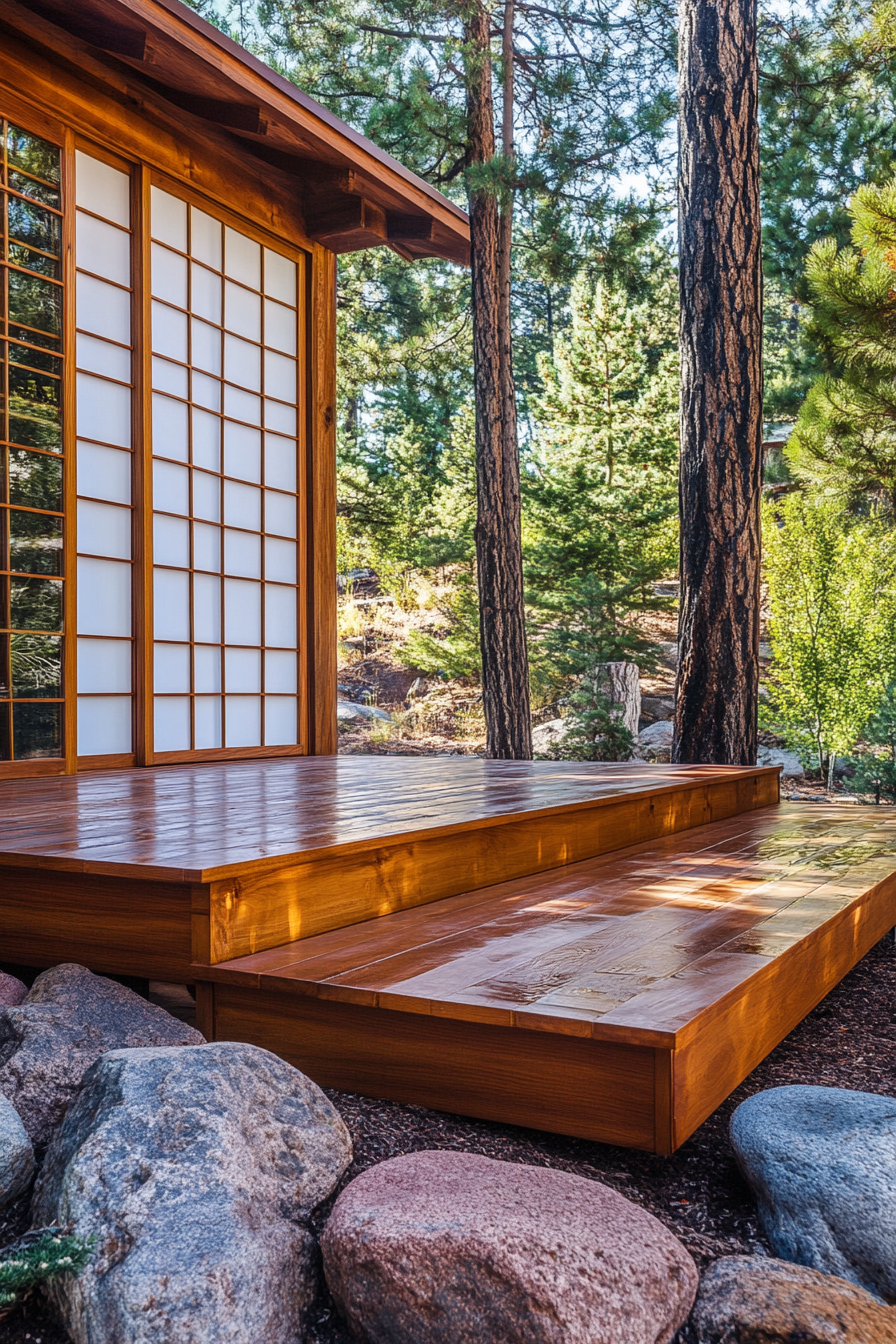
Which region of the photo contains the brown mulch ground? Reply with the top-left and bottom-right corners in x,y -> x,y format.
2,930 -> 893,1344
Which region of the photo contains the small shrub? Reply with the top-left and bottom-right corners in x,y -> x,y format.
0,1227 -> 93,1315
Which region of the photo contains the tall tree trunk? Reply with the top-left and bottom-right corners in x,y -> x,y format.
673,0 -> 762,766
465,0 -> 532,759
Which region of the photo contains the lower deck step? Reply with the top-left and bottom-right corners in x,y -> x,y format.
197,804 -> 896,1153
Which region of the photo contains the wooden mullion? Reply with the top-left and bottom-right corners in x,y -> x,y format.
62,125 -> 77,773
307,244 -> 336,755
133,163 -> 154,765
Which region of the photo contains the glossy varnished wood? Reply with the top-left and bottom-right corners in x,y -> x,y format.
199,803 -> 896,1151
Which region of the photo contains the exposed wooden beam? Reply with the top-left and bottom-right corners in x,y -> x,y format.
304,196 -> 388,253
387,213 -> 435,243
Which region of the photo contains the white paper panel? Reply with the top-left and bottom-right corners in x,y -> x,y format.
224,384 -> 261,426
224,528 -> 261,579
194,572 -> 222,644
153,567 -> 190,642
78,637 -> 132,693
76,373 -> 131,448
263,398 -> 296,436
76,273 -> 130,344
76,334 -> 131,382
191,318 -> 222,375
224,480 -> 261,531
152,394 -> 189,462
77,442 -> 131,505
264,695 -> 297,746
193,522 -> 221,573
223,421 -> 261,483
154,696 -> 191,752
225,695 -> 261,748
224,578 -> 261,646
264,649 -> 297,693
264,584 -> 297,649
152,459 -> 189,516
76,152 -> 129,226
264,490 -> 296,538
151,301 -> 188,363
263,435 -> 297,492
77,500 -> 131,560
224,227 -> 261,288
225,646 -> 261,693
224,334 -> 261,392
194,696 -> 222,749
191,409 -> 221,472
194,644 -> 222,693
154,641 -> 191,694
150,243 -> 188,308
264,298 -> 297,355
263,248 -> 297,305
192,371 -> 221,413
191,263 -> 222,325
78,695 -> 132,755
150,187 -> 187,251
192,471 -> 221,523
224,280 -> 261,341
152,356 -> 189,399
153,512 -> 190,569
264,536 -> 296,584
264,349 -> 296,404
78,556 -> 131,636
76,211 -> 130,285
191,207 -> 222,270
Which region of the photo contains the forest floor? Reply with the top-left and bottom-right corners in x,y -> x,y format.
3,935 -> 894,1344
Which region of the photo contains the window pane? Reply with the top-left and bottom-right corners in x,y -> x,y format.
224,280 -> 260,341
78,637 -> 131,693
154,641 -> 191,694
76,273 -> 129,344
78,558 -> 130,636
193,471 -> 221,523
224,528 -> 261,579
192,409 -> 221,472
76,211 -> 129,285
8,360 -> 62,450
154,695 -> 191,752
152,393 -> 190,462
77,694 -> 131,755
224,577 -> 260,645
153,459 -> 189,515
13,700 -> 62,759
77,500 -> 131,560
192,371 -> 221,412
224,480 -> 261,531
191,318 -> 221,376
263,349 -> 296,403
150,187 -> 187,251
9,509 -> 63,574
224,695 -> 260,748
12,576 -> 63,632
11,126 -> 61,188
77,442 -> 131,505
8,172 -> 58,210
224,646 -> 260,693
224,227 -> 260,288
76,373 -> 131,448
265,650 -> 296,693
193,522 -> 220,572
151,301 -> 188,363
264,695 -> 297,746
263,398 -> 296,436
264,490 -> 296,539
191,208 -> 222,270
224,334 -> 261,392
8,339 -> 60,375
9,448 -> 62,509
153,513 -> 190,569
191,263 -> 222,325
194,572 -> 222,644
76,152 -> 129,227
264,584 -> 297,648
194,695 -> 222,748
223,421 -> 261,483
151,242 -> 188,308
9,271 -> 62,343
194,644 -> 222,693
224,384 -> 261,426
263,298 -> 296,355
9,195 -> 61,265
0,704 -> 9,760
78,334 -> 131,382
152,355 -> 189,399
263,435 -> 297,492
153,568 -> 190,642
264,536 -> 296,584
11,633 -> 62,697
263,249 -> 296,305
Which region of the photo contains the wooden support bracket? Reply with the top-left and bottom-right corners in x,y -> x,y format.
304,195 -> 388,253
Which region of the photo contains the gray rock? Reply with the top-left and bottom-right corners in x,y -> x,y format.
337,699 -> 392,723
692,1255 -> 896,1343
730,1086 -> 896,1302
639,719 -> 674,750
33,1041 -> 353,1344
0,1092 -> 33,1207
0,963 -> 203,1145
757,746 -> 804,779
322,1150 -> 697,1344
640,695 -> 675,725
532,717 -> 571,754
0,972 -> 27,1007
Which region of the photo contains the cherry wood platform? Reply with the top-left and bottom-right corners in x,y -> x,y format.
197,803 -> 896,1153
0,758 -> 777,981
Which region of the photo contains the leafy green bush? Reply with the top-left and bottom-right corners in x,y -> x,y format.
845,683 -> 896,801
397,570 -> 481,681
0,1227 -> 93,1314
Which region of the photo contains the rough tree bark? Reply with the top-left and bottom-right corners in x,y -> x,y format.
465,0 -> 532,759
673,0 -> 763,766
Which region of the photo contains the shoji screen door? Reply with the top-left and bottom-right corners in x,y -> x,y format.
149,189 -> 303,755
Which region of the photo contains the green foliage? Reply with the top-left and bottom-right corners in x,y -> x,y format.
0,1229 -> 93,1312
538,685 -> 636,763
397,569 -> 481,680
762,494 -> 896,780
844,682 -> 896,799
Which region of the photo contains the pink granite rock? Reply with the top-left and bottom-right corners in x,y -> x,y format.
0,973 -> 27,1007
321,1151 -> 698,1344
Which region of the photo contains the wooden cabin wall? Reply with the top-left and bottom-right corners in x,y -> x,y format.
0,11 -> 337,774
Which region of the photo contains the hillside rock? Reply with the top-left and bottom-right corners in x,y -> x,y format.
321,1150 -> 698,1344
0,1092 -> 33,1207
639,719 -> 674,751
0,973 -> 27,1007
757,746 -> 804,779
730,1085 -> 896,1302
33,1042 -> 353,1344
0,963 -> 203,1145
691,1255 -> 896,1343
